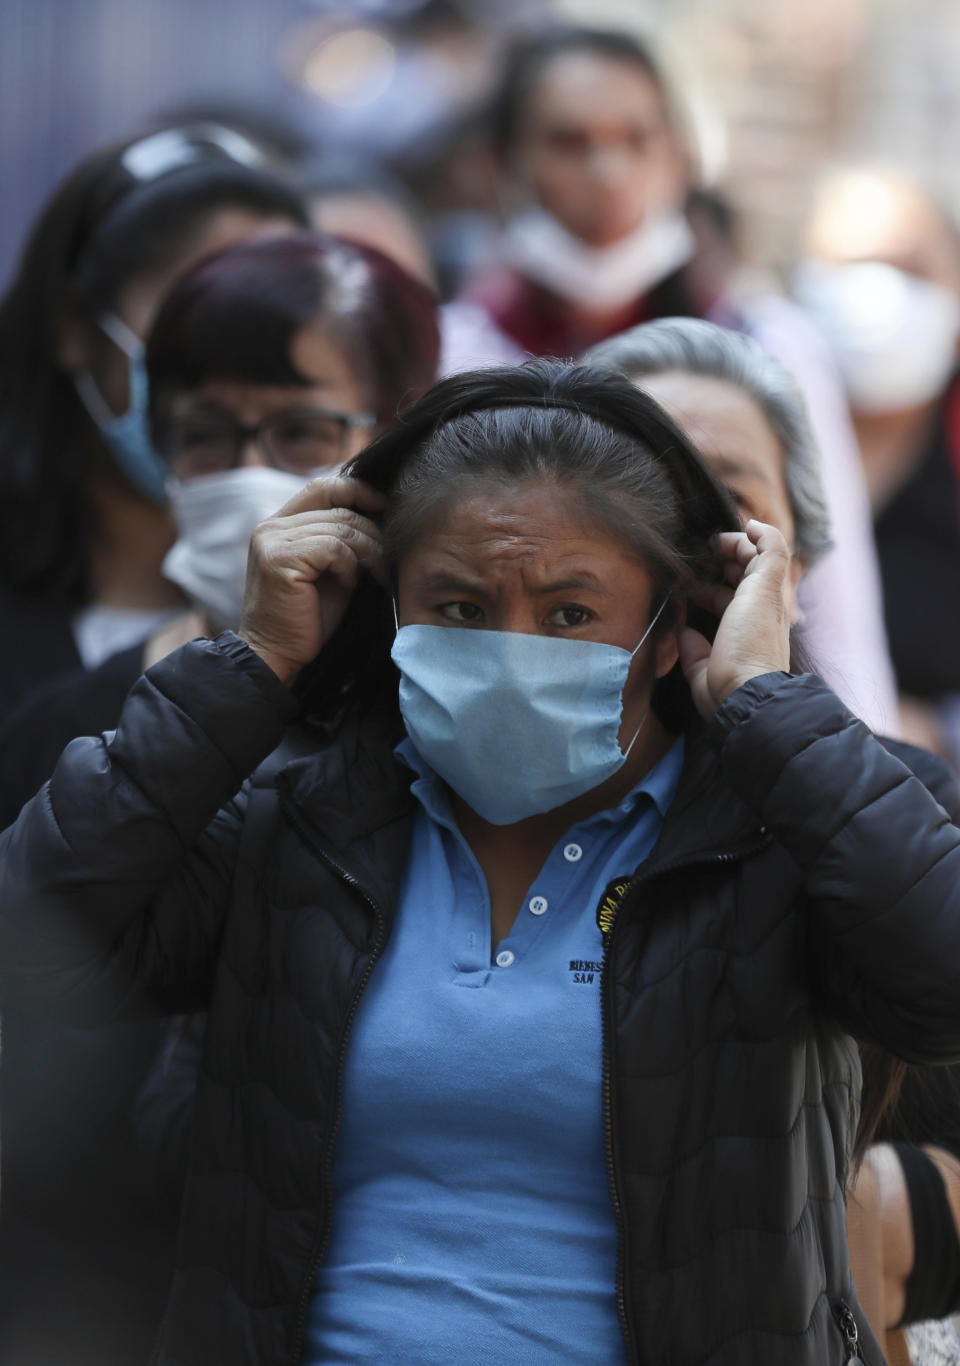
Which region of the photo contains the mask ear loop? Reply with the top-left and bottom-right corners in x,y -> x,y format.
74,313 -> 144,426
629,595 -> 668,660
98,311 -> 144,360
391,597 -> 400,633
620,595 -> 670,759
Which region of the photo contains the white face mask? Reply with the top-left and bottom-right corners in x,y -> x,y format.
502,207 -> 695,311
794,259 -> 960,413
162,467 -> 311,633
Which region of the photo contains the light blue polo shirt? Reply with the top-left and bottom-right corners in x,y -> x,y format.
306,735 -> 684,1365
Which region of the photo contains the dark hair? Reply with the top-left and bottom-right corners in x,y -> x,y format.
0,126 -> 308,605
296,358 -> 739,721
491,26 -> 670,157
854,1044 -> 907,1167
685,187 -> 739,248
146,232 -> 440,438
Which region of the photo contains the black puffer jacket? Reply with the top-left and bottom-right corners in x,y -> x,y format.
2,634 -> 960,1366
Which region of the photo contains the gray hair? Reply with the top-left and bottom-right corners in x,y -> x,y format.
583,317 -> 833,564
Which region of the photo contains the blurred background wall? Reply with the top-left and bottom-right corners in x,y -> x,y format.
4,0 -> 960,287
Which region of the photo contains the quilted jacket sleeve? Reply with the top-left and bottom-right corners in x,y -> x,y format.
0,633 -> 299,1023
712,671 -> 960,1064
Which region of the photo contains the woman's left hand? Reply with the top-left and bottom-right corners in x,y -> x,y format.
678,519 -> 793,720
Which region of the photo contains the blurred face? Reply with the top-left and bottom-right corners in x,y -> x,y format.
806,171 -> 960,294
163,321 -> 375,481
507,52 -> 684,247
61,206 -> 300,418
311,192 -> 436,289
800,172 -> 960,421
395,480 -> 680,750
636,370 -> 804,618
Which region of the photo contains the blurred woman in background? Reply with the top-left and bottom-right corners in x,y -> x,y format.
0,229 -> 438,1366
0,122 -> 308,715
585,318 -> 833,617
799,167 -> 960,771
303,159 -> 523,376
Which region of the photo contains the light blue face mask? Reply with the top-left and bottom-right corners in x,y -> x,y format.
391,601 -> 667,825
73,312 -> 169,505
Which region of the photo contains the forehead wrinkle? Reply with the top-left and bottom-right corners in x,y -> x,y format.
403,480 -> 652,583
441,487 -> 615,544
418,522 -> 612,586
426,532 -> 595,579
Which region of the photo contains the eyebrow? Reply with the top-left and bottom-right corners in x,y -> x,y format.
417,573 -> 487,596
533,575 -> 614,596
416,571 -> 614,596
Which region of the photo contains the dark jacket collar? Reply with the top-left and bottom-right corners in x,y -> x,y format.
276,710 -> 413,827
272,709 -> 764,896
644,720 -> 765,874
272,712 -> 416,922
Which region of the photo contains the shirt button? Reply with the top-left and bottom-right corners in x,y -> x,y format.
496,949 -> 515,968
563,843 -> 583,863
529,895 -> 548,916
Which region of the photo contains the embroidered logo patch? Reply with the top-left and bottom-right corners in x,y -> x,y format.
568,959 -> 602,984
596,876 -> 631,937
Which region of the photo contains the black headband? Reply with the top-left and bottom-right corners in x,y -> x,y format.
427,393 -> 695,484
70,123 -> 267,279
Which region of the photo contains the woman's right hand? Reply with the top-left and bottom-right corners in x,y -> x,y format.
238,474 -> 386,686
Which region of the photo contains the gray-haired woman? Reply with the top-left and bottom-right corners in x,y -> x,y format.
586,316 -> 899,730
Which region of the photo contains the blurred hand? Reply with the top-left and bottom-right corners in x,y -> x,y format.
678,519 -> 792,719
238,474 -> 386,686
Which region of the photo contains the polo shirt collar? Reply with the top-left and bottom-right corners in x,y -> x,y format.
395,732 -> 685,831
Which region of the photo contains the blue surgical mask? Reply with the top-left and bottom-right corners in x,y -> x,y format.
391,601 -> 667,825
73,312 -> 169,505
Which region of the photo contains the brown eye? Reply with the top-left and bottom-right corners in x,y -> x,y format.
439,602 -> 484,623
547,605 -> 592,628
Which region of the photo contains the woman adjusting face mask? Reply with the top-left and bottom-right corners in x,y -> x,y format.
11,358 -> 960,1366
380,446 -> 689,829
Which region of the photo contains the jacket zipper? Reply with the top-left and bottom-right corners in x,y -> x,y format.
832,1299 -> 866,1364
600,834 -> 771,1366
280,791 -> 388,1366
600,907 -> 635,1363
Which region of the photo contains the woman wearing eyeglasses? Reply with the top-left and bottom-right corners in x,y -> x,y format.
0,230 -> 438,1366
149,230 -> 439,647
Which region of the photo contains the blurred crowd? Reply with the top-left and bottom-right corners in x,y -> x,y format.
1,11 -> 960,1366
